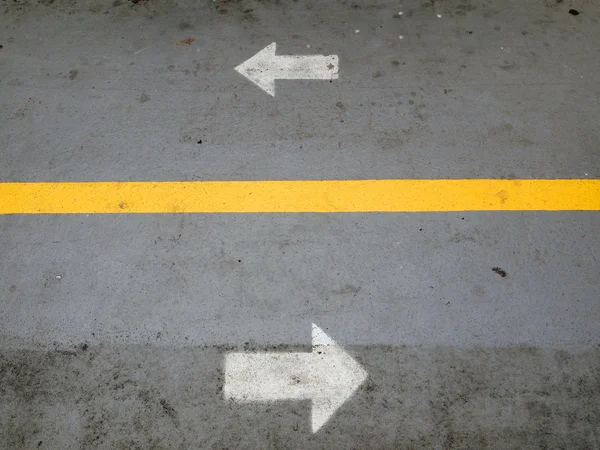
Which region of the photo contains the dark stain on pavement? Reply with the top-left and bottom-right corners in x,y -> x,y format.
492,267 -> 507,277
160,399 -> 179,424
330,284 -> 361,295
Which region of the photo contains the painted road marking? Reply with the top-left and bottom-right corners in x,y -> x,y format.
235,42 -> 339,96
0,179 -> 598,214
224,324 -> 367,433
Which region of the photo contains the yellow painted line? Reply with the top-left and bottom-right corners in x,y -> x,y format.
0,180 -> 598,214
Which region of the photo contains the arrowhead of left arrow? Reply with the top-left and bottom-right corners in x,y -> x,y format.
235,42 -> 278,96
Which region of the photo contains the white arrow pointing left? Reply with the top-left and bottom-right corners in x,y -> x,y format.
224,323 -> 367,433
234,42 -> 339,96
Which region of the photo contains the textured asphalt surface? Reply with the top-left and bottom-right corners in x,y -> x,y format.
1,0 -> 599,448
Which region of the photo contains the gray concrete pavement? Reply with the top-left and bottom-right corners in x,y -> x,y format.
1,0 -> 598,182
1,213 -> 599,349
2,345 -> 600,449
1,0 -> 600,448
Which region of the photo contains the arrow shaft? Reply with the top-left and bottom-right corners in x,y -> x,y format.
273,55 -> 339,80
224,352 -> 313,401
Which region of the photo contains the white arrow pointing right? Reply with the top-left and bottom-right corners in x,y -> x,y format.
224,323 -> 367,433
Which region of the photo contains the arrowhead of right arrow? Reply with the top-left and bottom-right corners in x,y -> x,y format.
311,324 -> 368,433
235,42 -> 277,96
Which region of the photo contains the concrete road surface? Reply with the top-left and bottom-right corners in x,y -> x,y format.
1,0 -> 599,448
